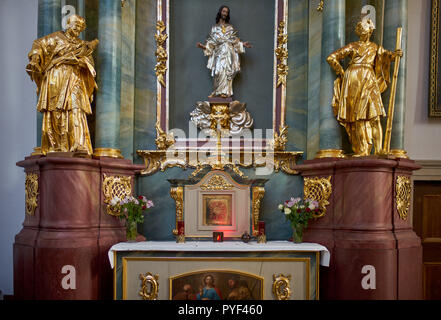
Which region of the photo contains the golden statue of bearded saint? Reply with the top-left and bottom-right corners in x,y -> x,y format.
26,14 -> 98,156
327,19 -> 402,156
196,5 -> 252,98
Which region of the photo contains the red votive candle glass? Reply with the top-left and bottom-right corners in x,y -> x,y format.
177,221 -> 184,235
258,221 -> 265,235
213,232 -> 224,242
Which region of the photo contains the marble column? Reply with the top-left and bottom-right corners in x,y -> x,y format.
133,0 -> 157,155
384,0 -> 408,157
317,0 -> 345,158
285,0 -> 309,153
77,0 -> 85,39
36,0 -> 61,149
307,3 -> 322,159
120,0 -> 137,160
94,0 -> 123,158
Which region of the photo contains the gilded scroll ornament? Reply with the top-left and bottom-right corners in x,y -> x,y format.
272,274 -> 292,300
396,176 -> 411,221
170,187 -> 184,236
326,19 -> 403,156
316,0 -> 325,12
303,176 -> 332,218
190,101 -> 254,136
201,175 -> 234,191
139,273 -> 159,300
26,15 -> 97,156
155,121 -> 175,150
25,173 -> 39,215
137,149 -> 302,177
102,174 -> 132,216
155,20 -> 168,88
271,125 -> 289,152
252,187 -> 266,236
276,21 -> 289,88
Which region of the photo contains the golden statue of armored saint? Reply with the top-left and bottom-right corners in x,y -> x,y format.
26,14 -> 98,156
196,5 -> 252,98
327,19 -> 402,156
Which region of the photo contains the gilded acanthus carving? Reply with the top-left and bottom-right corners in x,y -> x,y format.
25,173 -> 39,215
276,21 -> 288,87
155,20 -> 168,88
201,175 -> 234,191
102,174 -> 132,216
252,187 -> 265,236
396,175 -> 411,221
303,176 -> 332,218
170,187 -> 184,236
155,121 -> 175,150
137,149 -> 302,177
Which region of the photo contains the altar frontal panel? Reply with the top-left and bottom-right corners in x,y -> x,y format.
114,251 -> 320,300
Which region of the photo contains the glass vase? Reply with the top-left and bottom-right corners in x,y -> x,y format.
126,221 -> 138,242
292,225 -> 303,243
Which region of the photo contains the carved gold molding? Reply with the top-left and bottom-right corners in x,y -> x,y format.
155,20 -> 168,88
276,21 -> 288,88
139,273 -> 159,300
272,274 -> 292,300
315,149 -> 346,159
102,174 -> 132,216
201,175 -> 234,191
252,187 -> 265,236
396,175 -> 411,221
25,173 -> 39,215
93,148 -> 123,159
430,0 -> 441,117
390,149 -> 409,159
170,187 -> 184,236
303,176 -> 332,218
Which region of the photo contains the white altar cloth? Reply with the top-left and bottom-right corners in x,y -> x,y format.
108,241 -> 330,268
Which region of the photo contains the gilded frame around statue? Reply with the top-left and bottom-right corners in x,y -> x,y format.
154,0 -> 290,146
430,0 -> 441,117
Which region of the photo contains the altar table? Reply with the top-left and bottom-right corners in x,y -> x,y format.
109,241 -> 329,300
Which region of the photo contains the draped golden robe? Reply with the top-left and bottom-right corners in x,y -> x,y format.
26,31 -> 97,155
327,41 -> 394,155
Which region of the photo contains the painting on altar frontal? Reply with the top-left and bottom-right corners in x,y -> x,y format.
202,194 -> 233,226
170,271 -> 263,300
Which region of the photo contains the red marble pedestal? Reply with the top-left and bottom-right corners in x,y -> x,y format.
297,157 -> 423,300
14,155 -> 143,300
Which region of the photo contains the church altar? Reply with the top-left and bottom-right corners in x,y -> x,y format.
12,0 -> 423,301
109,241 -> 329,300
